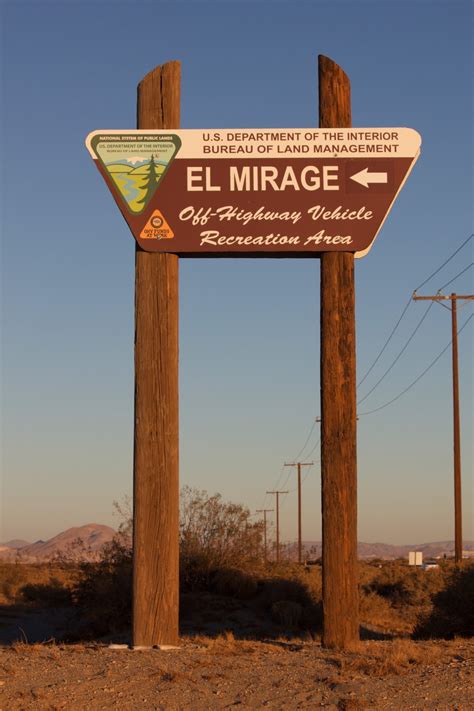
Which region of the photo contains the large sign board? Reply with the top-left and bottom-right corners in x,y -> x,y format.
86,128 -> 421,258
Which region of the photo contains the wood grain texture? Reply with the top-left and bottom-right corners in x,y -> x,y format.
133,61 -> 180,647
451,295 -> 462,564
319,55 -> 359,649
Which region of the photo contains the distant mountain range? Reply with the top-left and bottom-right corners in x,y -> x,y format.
0,524 -> 116,562
1,525 -> 473,562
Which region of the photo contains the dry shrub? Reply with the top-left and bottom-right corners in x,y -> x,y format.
20,579 -> 72,606
192,630 -> 239,654
414,562 -> 474,639
0,563 -> 78,605
211,567 -> 259,599
363,560 -> 446,608
358,560 -> 456,635
70,535 -> 132,638
337,639 -> 445,676
192,632 -> 281,655
359,591 -> 409,635
271,600 -> 303,627
64,488 -> 263,638
260,569 -> 322,633
179,487 -> 263,590
261,572 -> 314,606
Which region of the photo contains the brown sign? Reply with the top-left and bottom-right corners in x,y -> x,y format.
86,128 -> 421,258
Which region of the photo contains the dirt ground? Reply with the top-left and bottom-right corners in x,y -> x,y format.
0,637 -> 472,710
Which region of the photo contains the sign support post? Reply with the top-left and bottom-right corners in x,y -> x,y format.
319,55 -> 359,649
133,61 -> 180,647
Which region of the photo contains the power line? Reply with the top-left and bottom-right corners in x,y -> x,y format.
264,234 -> 473,513
278,417 -> 319,491
357,256 -> 472,408
413,233 -> 473,292
357,302 -> 434,406
287,460 -> 318,493
358,314 -> 473,417
358,233 -> 473,389
357,297 -> 412,388
305,435 -> 321,459
437,263 -> 473,293
291,418 -> 318,462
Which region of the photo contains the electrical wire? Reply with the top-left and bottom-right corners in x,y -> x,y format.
413,233 -> 473,293
358,233 -> 473,389
262,463 -> 286,506
357,302 -> 434,406
437,263 -> 473,293
263,233 -> 473,504
357,297 -> 412,388
305,435 -> 321,459
290,418 -> 318,462
358,314 -> 473,417
285,462 -> 318,494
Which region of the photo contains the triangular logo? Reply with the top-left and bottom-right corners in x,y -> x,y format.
140,209 -> 174,240
87,133 -> 181,214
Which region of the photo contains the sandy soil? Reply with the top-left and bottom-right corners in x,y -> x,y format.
0,638 -> 472,710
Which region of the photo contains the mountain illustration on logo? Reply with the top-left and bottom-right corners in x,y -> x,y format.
89,134 -> 181,214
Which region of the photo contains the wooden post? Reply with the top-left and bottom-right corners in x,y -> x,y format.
319,55 -> 359,649
256,508 -> 273,563
133,61 -> 180,647
297,464 -> 302,564
266,490 -> 288,562
451,294 -> 462,563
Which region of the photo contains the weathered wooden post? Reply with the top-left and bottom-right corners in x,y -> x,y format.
319,55 -> 359,649
133,61 -> 180,647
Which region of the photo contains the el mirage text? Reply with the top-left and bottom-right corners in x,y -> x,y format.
186,164 -> 341,192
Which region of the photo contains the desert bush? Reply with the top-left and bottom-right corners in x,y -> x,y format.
20,579 -> 72,605
362,560 -> 447,608
260,574 -> 313,606
271,600 -> 303,627
67,488 -> 263,636
414,562 -> 474,639
211,567 -> 259,599
179,487 -> 263,589
71,535 -> 132,637
0,563 -> 78,604
338,639 -> 446,676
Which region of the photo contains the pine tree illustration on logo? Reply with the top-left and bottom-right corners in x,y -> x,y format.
136,155 -> 161,209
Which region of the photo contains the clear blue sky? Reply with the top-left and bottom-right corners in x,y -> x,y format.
1,0 -> 472,545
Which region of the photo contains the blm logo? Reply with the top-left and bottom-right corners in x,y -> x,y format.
140,210 -> 174,240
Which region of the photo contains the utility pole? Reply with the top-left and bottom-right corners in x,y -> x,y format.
319,55 -> 359,650
412,291 -> 474,563
266,491 -> 288,563
256,509 -> 273,563
284,462 -> 314,563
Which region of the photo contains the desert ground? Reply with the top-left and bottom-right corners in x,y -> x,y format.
0,636 -> 473,710
1,558 -> 473,709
